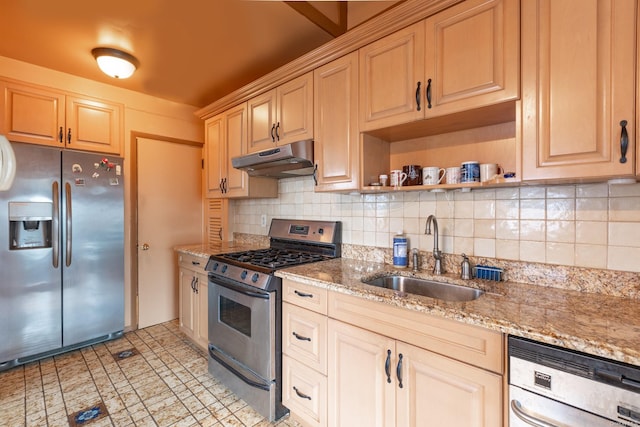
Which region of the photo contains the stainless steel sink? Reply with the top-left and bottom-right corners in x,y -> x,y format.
362,275 -> 483,302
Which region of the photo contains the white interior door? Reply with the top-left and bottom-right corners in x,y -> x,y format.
137,137 -> 202,328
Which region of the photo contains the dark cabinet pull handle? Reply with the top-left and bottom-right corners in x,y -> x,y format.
294,290 -> 313,298
292,332 -> 311,342
293,386 -> 312,400
190,277 -> 196,292
426,79 -> 432,109
415,81 -> 422,111
195,277 -> 199,294
59,127 -> 64,143
385,349 -> 392,383
396,353 -> 403,388
620,120 -> 628,164
67,128 -> 72,144
271,123 -> 276,142
275,122 -> 280,141
192,261 -> 201,266
218,228 -> 223,240
219,179 -> 224,192
313,164 -> 318,186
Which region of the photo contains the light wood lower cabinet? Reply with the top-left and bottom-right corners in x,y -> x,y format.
282,280 -> 328,427
177,252 -> 208,350
281,279 -> 504,427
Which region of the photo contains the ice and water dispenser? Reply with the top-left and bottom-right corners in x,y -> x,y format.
9,202 -> 52,249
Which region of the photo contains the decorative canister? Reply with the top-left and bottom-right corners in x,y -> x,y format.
393,232 -> 408,267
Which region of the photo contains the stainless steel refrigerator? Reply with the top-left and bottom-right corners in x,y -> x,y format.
0,142 -> 124,370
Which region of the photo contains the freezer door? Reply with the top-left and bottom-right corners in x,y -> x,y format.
61,150 -> 124,347
0,143 -> 62,364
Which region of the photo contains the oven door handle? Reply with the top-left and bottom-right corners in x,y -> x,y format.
510,399 -> 561,427
208,345 -> 271,391
213,278 -> 270,299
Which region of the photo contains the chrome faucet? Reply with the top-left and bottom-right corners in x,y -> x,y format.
425,215 -> 443,275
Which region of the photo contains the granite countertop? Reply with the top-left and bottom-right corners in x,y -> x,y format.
275,258 -> 640,366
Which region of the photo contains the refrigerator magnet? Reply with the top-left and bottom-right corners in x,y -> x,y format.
109,178 -> 119,186
72,164 -> 83,173
75,178 -> 86,186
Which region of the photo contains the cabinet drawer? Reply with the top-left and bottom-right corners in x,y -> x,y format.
328,291 -> 504,374
283,355 -> 327,427
282,279 -> 328,314
177,252 -> 207,271
283,302 -> 327,374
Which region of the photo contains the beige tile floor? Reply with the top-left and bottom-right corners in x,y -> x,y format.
0,320 -> 301,427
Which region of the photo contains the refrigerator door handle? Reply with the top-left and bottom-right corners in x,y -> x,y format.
65,182 -> 72,267
52,181 -> 60,268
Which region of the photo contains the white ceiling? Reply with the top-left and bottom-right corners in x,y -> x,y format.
0,0 -> 398,108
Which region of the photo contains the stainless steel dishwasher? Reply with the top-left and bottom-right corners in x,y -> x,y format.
509,335 -> 640,426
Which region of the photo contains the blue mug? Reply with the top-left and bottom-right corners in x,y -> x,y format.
461,161 -> 480,183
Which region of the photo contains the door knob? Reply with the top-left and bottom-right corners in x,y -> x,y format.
141,243 -> 150,250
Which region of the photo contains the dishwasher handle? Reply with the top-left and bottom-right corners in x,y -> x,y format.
511,399 -> 561,427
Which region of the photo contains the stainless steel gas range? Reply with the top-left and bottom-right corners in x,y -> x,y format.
205,219 -> 341,421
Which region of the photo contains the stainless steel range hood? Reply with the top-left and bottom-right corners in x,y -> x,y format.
231,139 -> 314,178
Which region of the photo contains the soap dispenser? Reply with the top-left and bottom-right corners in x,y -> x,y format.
460,254 -> 471,280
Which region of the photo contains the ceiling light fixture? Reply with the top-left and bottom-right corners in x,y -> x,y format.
91,47 -> 139,79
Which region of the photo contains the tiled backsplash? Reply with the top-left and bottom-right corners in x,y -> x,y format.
232,177 -> 640,274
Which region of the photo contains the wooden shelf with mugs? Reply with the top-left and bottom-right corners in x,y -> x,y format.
360,120 -> 520,193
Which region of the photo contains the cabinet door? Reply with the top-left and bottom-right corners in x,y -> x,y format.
423,0 -> 519,117
223,103 -> 250,197
247,89 -> 277,153
0,79 -> 65,147
314,52 -> 360,192
359,21 -> 426,131
205,198 -> 228,244
179,267 -> 195,337
328,319 -> 395,427
522,0 -> 636,180
277,72 -> 313,145
194,272 -> 209,349
396,341 -> 502,427
66,95 -> 123,155
204,114 -> 225,198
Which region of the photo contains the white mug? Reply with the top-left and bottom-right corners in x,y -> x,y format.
390,170 -> 407,187
445,167 -> 461,184
422,167 -> 445,185
480,163 -> 504,182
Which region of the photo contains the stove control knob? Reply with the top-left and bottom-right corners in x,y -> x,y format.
240,270 -> 248,280
251,273 -> 260,283
221,265 -> 228,273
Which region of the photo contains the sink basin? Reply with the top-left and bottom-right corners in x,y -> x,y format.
362,275 -> 483,302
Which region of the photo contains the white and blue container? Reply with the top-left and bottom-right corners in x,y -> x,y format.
393,232 -> 408,267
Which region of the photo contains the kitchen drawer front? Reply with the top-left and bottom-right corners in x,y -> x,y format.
283,302 -> 328,374
177,252 -> 207,272
282,279 -> 328,314
283,354 -> 327,427
328,291 -> 504,374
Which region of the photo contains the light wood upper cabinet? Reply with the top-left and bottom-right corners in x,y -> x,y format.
359,0 -> 519,132
522,0 -> 636,181
359,22 -> 426,131
1,78 -> 123,155
314,52 -> 360,192
204,103 -> 278,199
423,0 -> 519,117
247,72 -> 313,153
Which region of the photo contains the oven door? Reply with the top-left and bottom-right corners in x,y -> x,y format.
208,275 -> 275,380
